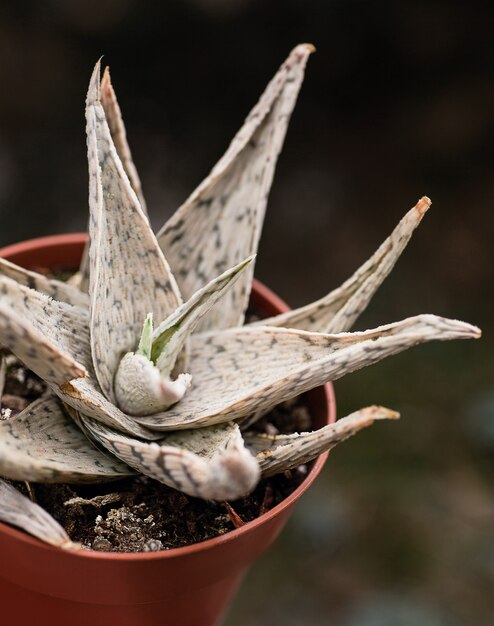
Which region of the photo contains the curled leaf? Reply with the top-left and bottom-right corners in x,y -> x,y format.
114,352 -> 191,415
244,405 -> 399,476
80,416 -> 260,501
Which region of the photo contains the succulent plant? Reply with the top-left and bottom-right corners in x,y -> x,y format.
0,44 -> 480,549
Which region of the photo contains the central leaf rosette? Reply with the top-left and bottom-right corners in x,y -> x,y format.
113,258 -> 253,416
0,45 -> 481,512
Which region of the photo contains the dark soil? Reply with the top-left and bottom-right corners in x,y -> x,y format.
0,351 -> 46,418
30,456 -> 309,553
1,322 -> 314,553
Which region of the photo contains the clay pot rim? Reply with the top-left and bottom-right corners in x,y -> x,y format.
0,233 -> 336,562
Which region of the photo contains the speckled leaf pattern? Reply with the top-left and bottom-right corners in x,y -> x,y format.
135,315 -> 480,431
101,66 -> 147,215
0,396 -> 134,482
255,197 -> 431,333
0,257 -> 89,308
57,376 -> 160,440
110,257 -> 258,418
80,416 -> 260,500
77,65 -> 148,291
0,276 -> 88,385
152,256 -> 254,375
244,406 -> 399,476
0,479 -> 77,548
0,272 -> 164,439
0,274 -> 162,438
86,61 -> 183,402
157,44 -> 314,332
0,50 -> 483,519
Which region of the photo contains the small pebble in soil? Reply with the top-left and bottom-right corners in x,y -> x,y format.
92,537 -> 112,552
143,539 -> 163,552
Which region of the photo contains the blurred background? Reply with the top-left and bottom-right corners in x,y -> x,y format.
1,1 -> 493,624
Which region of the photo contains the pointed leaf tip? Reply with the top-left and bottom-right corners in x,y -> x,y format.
254,196 -> 434,334
245,405 -> 400,477
135,313 -> 479,432
419,314 -> 482,339
416,196 -> 431,215
137,313 -> 154,359
364,406 -> 401,421
86,59 -> 102,107
86,72 -> 182,400
151,256 -> 255,375
99,63 -> 148,215
157,44 -> 313,331
101,65 -> 111,85
298,43 -> 316,54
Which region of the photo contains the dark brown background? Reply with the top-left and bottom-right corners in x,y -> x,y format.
1,1 -> 493,624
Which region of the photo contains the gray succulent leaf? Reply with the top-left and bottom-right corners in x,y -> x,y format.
244,405 -> 400,476
0,45 -> 482,546
0,479 -> 80,549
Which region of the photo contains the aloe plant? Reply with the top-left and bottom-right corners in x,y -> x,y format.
0,45 -> 480,550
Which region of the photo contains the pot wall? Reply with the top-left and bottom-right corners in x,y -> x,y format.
0,234 -> 336,626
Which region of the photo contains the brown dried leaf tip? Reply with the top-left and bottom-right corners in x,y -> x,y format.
0,45 -> 480,549
224,502 -> 246,529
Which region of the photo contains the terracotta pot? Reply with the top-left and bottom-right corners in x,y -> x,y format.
0,234 -> 336,626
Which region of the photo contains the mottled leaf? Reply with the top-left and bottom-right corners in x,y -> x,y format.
78,63 -> 148,291
0,257 -> 89,308
101,66 -> 147,215
113,258 -> 253,416
86,61 -> 182,402
0,276 -> 162,439
152,256 -> 254,375
255,197 -> 431,333
244,405 -> 399,476
135,315 -> 480,430
0,276 -> 88,385
0,396 -> 134,482
0,279 -> 147,437
157,44 -> 314,332
57,376 -> 161,440
0,479 -> 78,548
80,416 -> 260,501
